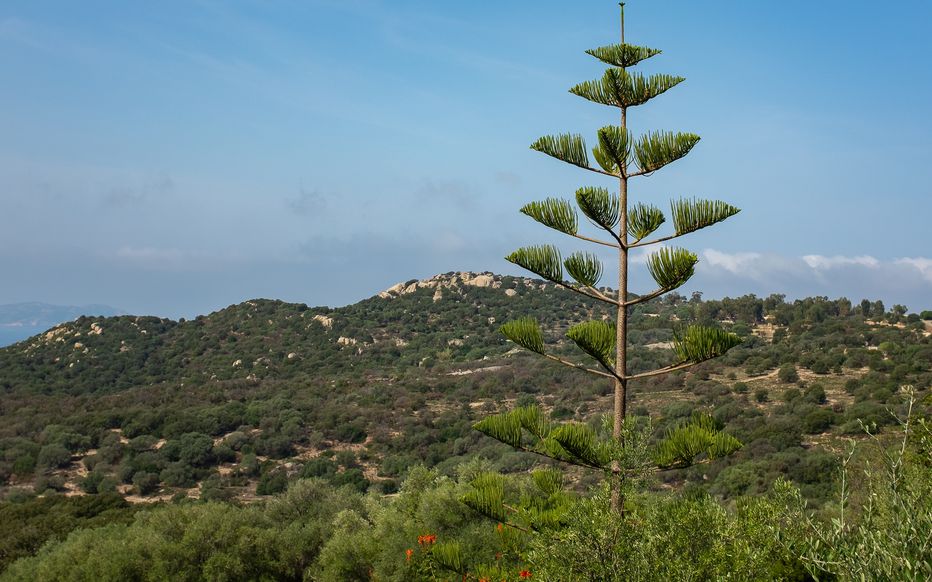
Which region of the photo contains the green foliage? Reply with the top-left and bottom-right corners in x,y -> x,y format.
586,43 -> 661,68
646,247 -> 698,291
0,273 -> 925,520
5,413 -> 932,580
505,245 -> 563,283
530,133 -> 590,170
633,131 -> 700,174
3,479 -> 363,582
0,494 -> 136,572
564,252 -> 603,288
575,186 -> 618,230
132,471 -> 160,495
35,444 -> 71,470
462,472 -> 508,523
525,483 -> 809,581
778,363 -> 800,383
670,198 -> 741,236
428,540 -> 466,574
592,124 -> 631,174
162,433 -> 214,467
499,317 -> 545,355
547,423 -> 611,470
520,198 -> 577,236
628,202 -> 665,241
570,69 -> 684,109
462,467 -> 573,535
788,393 -> 932,580
566,320 -> 616,367
256,469 -> 289,496
655,413 -> 743,468
672,325 -> 742,363
472,406 -> 609,470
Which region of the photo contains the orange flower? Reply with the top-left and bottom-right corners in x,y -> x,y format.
519,570 -> 532,579
405,548 -> 414,561
496,523 -> 504,533
417,534 -> 437,545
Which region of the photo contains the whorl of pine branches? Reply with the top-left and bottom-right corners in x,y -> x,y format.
655,413 -> 743,468
646,247 -> 698,291
521,198 -> 578,236
505,245 -> 563,284
566,320 -> 616,368
564,252 -> 604,287
586,43 -> 661,68
672,325 -> 743,364
670,198 -> 741,235
461,468 -> 572,535
592,125 -> 631,175
499,318 -> 545,355
628,202 -> 665,241
530,133 -> 591,170
570,69 -> 684,109
576,186 -> 619,231
472,406 -> 610,470
633,131 -> 700,174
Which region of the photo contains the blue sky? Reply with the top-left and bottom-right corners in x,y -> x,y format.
1,0 -> 930,317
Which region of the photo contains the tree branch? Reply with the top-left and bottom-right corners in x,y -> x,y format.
625,360 -> 702,380
510,440 -> 605,471
629,232 -> 680,248
623,287 -> 667,306
628,167 -> 656,178
560,281 -> 620,307
582,216 -> 626,248
571,232 -> 621,249
543,353 -> 616,379
580,285 -> 620,306
648,455 -> 719,475
572,164 -> 619,178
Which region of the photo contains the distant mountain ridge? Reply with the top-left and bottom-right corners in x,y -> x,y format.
0,302 -> 124,347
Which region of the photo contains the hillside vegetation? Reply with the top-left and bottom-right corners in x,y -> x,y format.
0,273 -> 929,577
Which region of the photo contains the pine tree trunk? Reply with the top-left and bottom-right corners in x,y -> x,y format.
611,3 -> 628,515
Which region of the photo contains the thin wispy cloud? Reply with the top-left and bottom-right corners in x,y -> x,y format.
702,249 -> 763,275
802,254 -> 880,270
896,257 -> 932,284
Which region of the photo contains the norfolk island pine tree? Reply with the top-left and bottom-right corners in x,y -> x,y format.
466,2 -> 746,520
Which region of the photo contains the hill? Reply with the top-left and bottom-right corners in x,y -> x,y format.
0,303 -> 123,348
0,272 -> 929,569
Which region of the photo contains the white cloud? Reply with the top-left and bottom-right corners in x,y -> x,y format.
802,254 -> 880,270
630,245 -> 665,265
896,257 -> 932,283
702,249 -> 763,274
